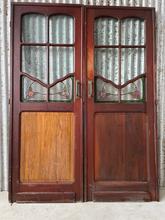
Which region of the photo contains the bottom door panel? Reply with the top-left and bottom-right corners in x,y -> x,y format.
20,112 -> 74,183
94,113 -> 147,182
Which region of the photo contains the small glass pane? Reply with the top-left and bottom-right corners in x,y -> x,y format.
121,78 -> 144,102
22,14 -> 47,43
49,15 -> 74,44
22,46 -> 47,83
94,17 -> 119,45
49,78 -> 73,102
121,48 -> 145,84
49,47 -> 74,83
22,77 -> 47,102
95,48 -> 119,84
121,18 -> 145,45
95,78 -> 119,102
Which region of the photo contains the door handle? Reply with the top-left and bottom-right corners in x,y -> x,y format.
75,80 -> 81,98
88,80 -> 93,98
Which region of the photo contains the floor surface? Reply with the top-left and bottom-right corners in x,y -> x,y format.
0,189 -> 165,220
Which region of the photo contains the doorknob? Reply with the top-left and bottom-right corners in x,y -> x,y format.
88,80 -> 93,98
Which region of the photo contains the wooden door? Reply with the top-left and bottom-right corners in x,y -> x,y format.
10,4 -> 83,202
86,7 -> 158,201
10,4 -> 158,203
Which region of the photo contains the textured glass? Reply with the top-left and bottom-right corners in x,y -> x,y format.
94,17 -> 119,45
96,78 -> 119,102
94,48 -> 119,84
121,48 -> 145,84
22,46 -> 47,83
121,78 -> 144,101
49,47 -> 74,83
49,15 -> 74,44
121,18 -> 145,45
22,77 -> 47,102
49,78 -> 73,102
22,14 -> 47,43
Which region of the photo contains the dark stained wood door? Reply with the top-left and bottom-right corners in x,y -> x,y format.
10,4 -> 158,203
86,7 -> 158,201
10,4 -> 83,202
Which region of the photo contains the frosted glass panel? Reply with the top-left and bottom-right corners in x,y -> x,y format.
121,48 -> 145,84
96,79 -> 119,102
95,48 -> 119,84
49,78 -> 73,102
49,15 -> 74,44
22,77 -> 47,102
121,79 -> 144,101
22,46 -> 47,83
121,18 -> 145,45
22,14 -> 47,43
49,47 -> 74,83
94,17 -> 119,45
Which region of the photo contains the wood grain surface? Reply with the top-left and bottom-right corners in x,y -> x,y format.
20,112 -> 74,183
94,113 -> 147,181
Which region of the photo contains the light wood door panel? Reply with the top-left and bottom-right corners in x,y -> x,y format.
20,112 -> 74,183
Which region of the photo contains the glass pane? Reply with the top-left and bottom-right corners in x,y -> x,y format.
49,47 -> 74,83
94,17 -> 119,45
49,15 -> 74,44
22,77 -> 47,102
121,78 -> 144,102
49,78 -> 73,102
95,48 -> 119,84
22,14 -> 47,43
22,46 -> 47,83
95,78 -> 119,102
121,48 -> 145,84
121,18 -> 145,45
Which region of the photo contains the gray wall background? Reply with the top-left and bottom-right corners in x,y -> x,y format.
0,0 -> 165,191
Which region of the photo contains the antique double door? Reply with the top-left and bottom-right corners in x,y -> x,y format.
10,3 -> 158,202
